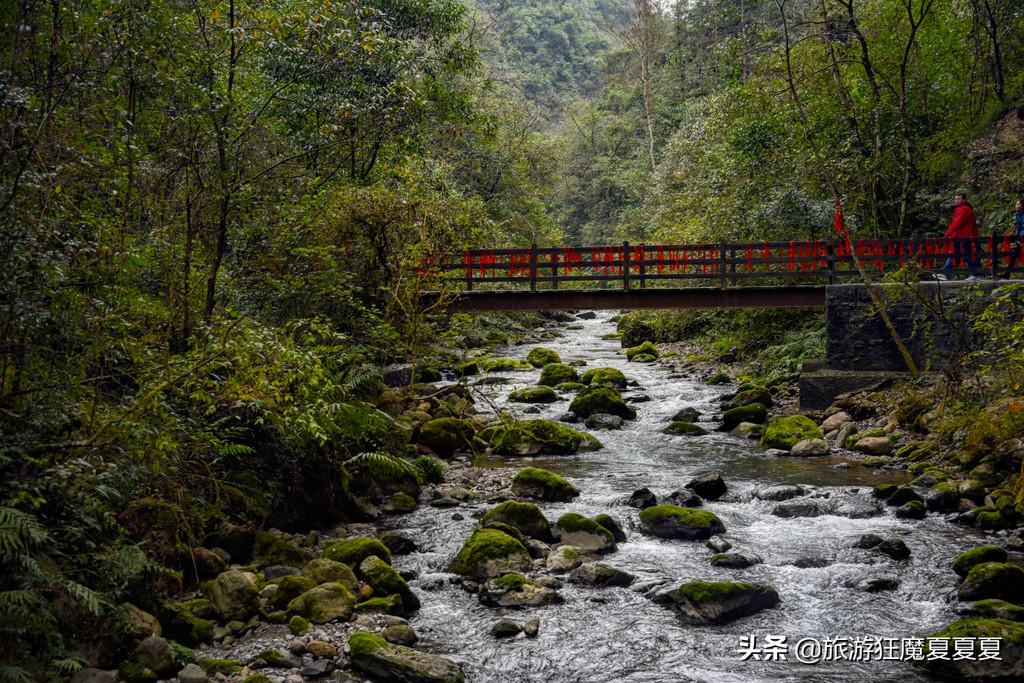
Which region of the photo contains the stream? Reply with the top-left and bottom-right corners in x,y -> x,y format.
385,311 -> 990,683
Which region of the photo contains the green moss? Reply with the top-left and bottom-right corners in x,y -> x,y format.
490,572 -> 529,588
706,371 -> 731,385
730,388 -> 772,408
895,440 -> 938,461
526,347 -> 561,367
349,631 -> 388,658
539,363 -> 579,386
359,555 -> 419,611
354,595 -> 403,614
508,386 -> 559,403
481,501 -> 550,540
449,529 -> 531,579
254,531 -> 311,568
258,649 -> 289,666
554,512 -> 600,534
383,492 -> 417,513
676,581 -> 760,604
483,521 -> 523,540
761,415 -> 823,450
118,664 -> 157,683
481,419 -> 601,456
511,467 -> 579,501
928,617 -> 1024,649
663,421 -> 708,436
873,483 -> 897,499
556,381 -> 586,392
580,367 -> 627,387
416,417 -> 476,457
287,615 -> 309,636
242,676 -> 275,683
640,505 -> 723,530
480,357 -> 532,372
569,386 -> 636,420
630,353 -> 657,363
269,574 -> 317,610
323,537 -> 392,567
967,599 -> 1024,621
266,610 -> 288,624
285,582 -> 357,623
625,341 -> 659,361
722,403 -> 767,429
199,659 -> 242,675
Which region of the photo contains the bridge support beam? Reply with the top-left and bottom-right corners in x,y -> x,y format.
429,286 -> 826,312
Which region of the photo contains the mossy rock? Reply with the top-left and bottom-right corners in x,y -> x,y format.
922,618 -> 1024,680
287,615 -> 309,636
481,501 -> 551,541
526,347 -> 561,368
959,562 -> 1024,602
553,513 -> 616,552
119,663 -> 158,683
479,357 -> 532,372
625,341 -> 658,361
539,363 -> 579,386
323,537 -> 392,568
449,529 -> 532,580
508,386 -> 559,403
722,403 -> 767,429
480,419 -> 601,456
382,492 -> 418,514
416,417 -> 477,458
631,353 -> 657,363
160,602 -> 214,646
593,514 -> 627,543
349,631 -> 464,683
894,440 -> 938,461
580,367 -> 627,388
556,381 -> 586,392
656,581 -> 780,624
706,371 -> 731,385
199,659 -> 242,675
663,421 -> 708,436
511,467 -> 579,502
962,599 -> 1024,622
729,388 -> 773,409
569,386 -> 637,420
254,531 -> 311,569
286,582 -> 357,624
760,415 -> 823,451
926,481 -> 961,512
639,505 -> 725,540
359,556 -> 419,612
269,575 -> 317,610
355,594 -> 404,615
242,675 -> 275,683
481,521 -> 522,541
974,506 -> 1010,530
301,558 -> 359,589
206,569 -> 259,622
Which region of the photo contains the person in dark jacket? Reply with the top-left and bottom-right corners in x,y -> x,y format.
937,192 -> 981,280
1002,198 -> 1024,279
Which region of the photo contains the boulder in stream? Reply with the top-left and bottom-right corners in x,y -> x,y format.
450,529 -> 532,580
593,514 -> 627,543
478,573 -> 562,608
349,631 -> 464,683
526,347 -> 561,368
539,363 -> 579,386
511,467 -> 580,502
416,417 -> 477,458
722,403 -> 767,430
755,484 -> 805,502
481,500 -> 551,541
569,386 -> 637,420
663,421 -> 708,436
921,618 -> 1024,681
672,407 -> 702,423
480,419 -> 602,456
760,415 -> 824,451
546,545 -> 583,573
360,556 -> 420,612
664,489 -> 703,508
685,472 -> 727,500
958,563 -> 1024,603
553,513 -> 616,552
710,553 -> 761,569
625,487 -> 658,509
953,545 -> 1008,577
790,438 -> 830,457
568,562 -> 636,588
580,367 -> 627,388
654,581 -> 780,624
586,413 -> 624,430
639,505 -> 725,540
508,386 -> 559,404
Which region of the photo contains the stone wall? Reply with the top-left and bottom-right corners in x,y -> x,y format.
825,281 -> 1002,372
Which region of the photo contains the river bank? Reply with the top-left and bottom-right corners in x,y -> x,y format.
98,309 -> 1024,683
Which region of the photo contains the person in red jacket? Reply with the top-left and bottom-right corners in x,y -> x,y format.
936,192 -> 981,280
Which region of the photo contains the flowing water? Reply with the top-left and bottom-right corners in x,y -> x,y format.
385,312 -> 989,683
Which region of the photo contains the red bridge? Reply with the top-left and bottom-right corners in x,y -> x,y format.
419,237 -> 1021,311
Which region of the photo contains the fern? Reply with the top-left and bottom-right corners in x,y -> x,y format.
0,667 -> 33,683
344,451 -> 419,479
0,507 -> 48,561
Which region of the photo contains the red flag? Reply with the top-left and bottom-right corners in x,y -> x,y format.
833,199 -> 845,236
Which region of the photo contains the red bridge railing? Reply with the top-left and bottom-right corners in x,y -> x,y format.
419,236 -> 1022,291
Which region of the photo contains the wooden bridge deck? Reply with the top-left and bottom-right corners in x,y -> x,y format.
418,237 -> 1021,310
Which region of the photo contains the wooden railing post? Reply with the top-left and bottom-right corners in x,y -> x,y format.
991,230 -> 999,280
623,241 -> 631,291
530,243 -> 537,291
639,244 -> 646,289
826,241 -> 836,285
552,250 -> 559,290
719,240 -> 727,289
464,248 -> 473,291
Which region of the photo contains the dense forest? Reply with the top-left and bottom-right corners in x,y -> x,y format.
2,1 -> 1024,682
